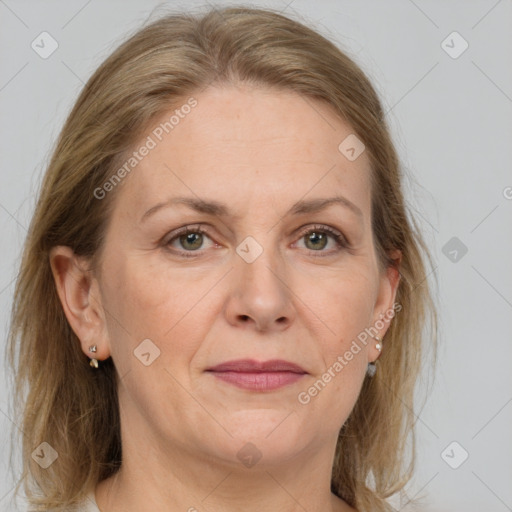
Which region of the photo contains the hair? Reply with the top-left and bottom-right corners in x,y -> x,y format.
6,5 -> 438,512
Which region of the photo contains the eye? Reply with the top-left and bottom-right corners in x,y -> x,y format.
162,223 -> 350,259
163,225 -> 216,257
294,224 -> 349,256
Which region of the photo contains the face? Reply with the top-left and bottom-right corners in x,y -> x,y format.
57,84 -> 400,469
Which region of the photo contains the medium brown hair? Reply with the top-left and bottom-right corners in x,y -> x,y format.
6,5 -> 437,511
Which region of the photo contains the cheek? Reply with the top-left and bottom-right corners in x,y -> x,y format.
296,276 -> 371,425
300,266 -> 376,346
295,268 -> 374,410
103,261 -> 173,337
100,254 -> 216,365
331,276 -> 376,394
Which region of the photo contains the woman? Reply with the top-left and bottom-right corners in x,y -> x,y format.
7,6 -> 437,512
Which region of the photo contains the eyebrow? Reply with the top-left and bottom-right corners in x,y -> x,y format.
141,195 -> 364,222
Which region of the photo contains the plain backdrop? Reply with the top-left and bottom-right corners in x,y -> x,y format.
1,1 -> 511,511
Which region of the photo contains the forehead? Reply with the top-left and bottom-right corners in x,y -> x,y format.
112,84 -> 372,221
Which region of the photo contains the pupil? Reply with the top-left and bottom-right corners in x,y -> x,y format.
182,233 -> 202,250
307,232 -> 326,250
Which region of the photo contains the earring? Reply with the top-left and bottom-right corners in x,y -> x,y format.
88,345 -> 99,369
366,335 -> 383,378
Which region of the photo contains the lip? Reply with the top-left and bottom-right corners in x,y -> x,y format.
206,359 -> 307,391
207,359 -> 306,373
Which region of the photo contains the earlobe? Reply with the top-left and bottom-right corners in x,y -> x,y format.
49,246 -> 110,361
367,251 -> 402,367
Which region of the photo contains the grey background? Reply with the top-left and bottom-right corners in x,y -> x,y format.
1,1 -> 511,511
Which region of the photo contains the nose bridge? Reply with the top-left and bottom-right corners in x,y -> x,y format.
235,231 -> 286,294
226,229 -> 294,330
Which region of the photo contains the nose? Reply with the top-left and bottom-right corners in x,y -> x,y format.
223,244 -> 296,333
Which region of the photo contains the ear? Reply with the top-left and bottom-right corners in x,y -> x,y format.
371,249 -> 402,346
49,246 -> 111,362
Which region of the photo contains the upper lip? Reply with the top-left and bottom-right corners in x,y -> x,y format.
206,359 -> 307,374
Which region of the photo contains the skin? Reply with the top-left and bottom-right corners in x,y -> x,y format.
50,84 -> 401,512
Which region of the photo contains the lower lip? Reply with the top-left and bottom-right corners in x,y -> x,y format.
208,371 -> 305,391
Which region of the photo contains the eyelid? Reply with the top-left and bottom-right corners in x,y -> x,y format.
295,224 -> 348,244
162,223 -> 350,257
293,224 -> 350,255
162,224 -> 216,255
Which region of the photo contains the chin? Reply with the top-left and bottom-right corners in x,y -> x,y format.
223,411 -> 307,458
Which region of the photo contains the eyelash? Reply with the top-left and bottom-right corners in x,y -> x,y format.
162,224 -> 350,259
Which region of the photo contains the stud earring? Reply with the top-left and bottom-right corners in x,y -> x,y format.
88,345 -> 99,368
366,335 -> 383,378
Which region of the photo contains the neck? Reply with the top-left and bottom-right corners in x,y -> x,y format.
95,432 -> 352,512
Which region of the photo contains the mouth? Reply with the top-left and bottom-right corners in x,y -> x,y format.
205,359 -> 307,391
